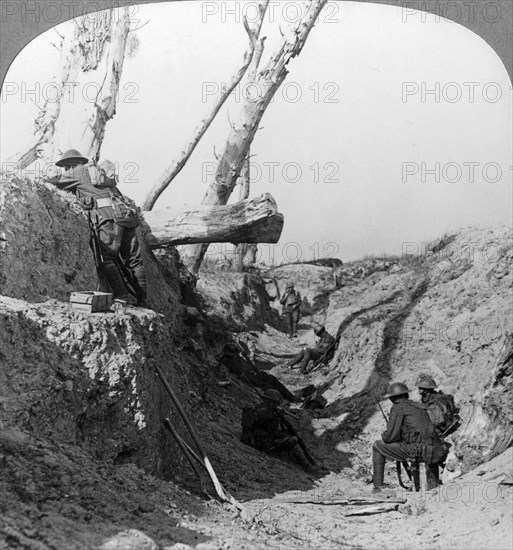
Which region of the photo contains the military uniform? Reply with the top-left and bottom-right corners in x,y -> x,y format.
240,391 -> 315,471
417,375 -> 460,437
280,285 -> 301,338
288,327 -> 336,374
46,150 -> 147,305
372,382 -> 449,490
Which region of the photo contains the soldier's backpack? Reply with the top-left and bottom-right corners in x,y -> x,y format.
427,391 -> 460,436
87,159 -> 118,188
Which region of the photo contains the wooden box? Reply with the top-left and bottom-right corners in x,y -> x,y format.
70,291 -> 113,313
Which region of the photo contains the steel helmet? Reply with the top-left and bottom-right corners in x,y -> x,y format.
384,382 -> 410,398
261,389 -> 283,403
416,375 -> 437,389
285,281 -> 295,290
314,326 -> 325,336
55,149 -> 89,167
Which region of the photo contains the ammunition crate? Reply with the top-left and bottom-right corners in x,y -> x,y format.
70,291 -> 113,313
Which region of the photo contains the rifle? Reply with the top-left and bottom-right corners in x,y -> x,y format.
309,336 -> 339,374
87,212 -> 109,292
277,407 -> 315,465
371,391 -> 413,491
87,212 -> 137,298
232,337 -> 253,365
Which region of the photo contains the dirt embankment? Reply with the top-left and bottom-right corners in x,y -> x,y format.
1,177 -> 512,549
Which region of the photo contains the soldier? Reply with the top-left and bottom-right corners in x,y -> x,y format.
45,149 -> 147,306
279,282 -> 301,338
240,389 -> 322,473
372,382 -> 448,492
416,375 -> 460,437
287,326 -> 336,374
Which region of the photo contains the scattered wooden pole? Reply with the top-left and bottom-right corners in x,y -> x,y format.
154,364 -> 247,514
344,503 -> 400,516
163,418 -> 207,495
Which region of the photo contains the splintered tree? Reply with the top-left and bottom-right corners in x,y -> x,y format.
180,0 -> 328,275
141,0 -> 270,212
13,7 -> 131,169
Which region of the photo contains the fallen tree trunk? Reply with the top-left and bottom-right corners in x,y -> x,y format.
139,193 -> 283,248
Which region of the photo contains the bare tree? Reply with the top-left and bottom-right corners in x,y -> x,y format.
181,0 -> 328,275
141,0 -> 270,212
12,8 -> 130,170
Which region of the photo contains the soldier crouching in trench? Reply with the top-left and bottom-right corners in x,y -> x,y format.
45,149 -> 148,307
240,389 -> 326,474
372,382 -> 449,493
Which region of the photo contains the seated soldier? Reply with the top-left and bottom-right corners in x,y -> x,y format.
287,326 -> 336,374
372,382 -> 449,492
45,149 -> 147,306
240,390 -> 320,473
416,374 -> 460,438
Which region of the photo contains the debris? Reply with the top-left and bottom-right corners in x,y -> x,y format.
345,503 -> 399,516
278,498 -> 406,506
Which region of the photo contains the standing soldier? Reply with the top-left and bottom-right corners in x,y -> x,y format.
371,382 -> 448,492
45,149 -> 147,306
280,281 -> 302,338
287,326 -> 336,374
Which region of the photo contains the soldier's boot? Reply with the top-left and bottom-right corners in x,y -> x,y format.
292,320 -> 298,338
287,352 -> 304,368
372,450 -> 386,492
132,265 -> 148,307
289,443 -> 314,472
298,360 -> 310,374
298,350 -> 312,374
101,261 -> 137,305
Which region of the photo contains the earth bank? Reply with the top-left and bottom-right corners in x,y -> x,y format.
0,178 -> 512,549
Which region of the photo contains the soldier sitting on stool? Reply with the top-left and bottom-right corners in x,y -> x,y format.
45,149 -> 147,307
372,382 -> 449,492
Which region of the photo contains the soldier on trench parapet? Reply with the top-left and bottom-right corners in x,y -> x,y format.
45,149 -> 148,307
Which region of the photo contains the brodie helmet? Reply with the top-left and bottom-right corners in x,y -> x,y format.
55,149 -> 89,167
384,382 -> 410,398
416,375 -> 437,389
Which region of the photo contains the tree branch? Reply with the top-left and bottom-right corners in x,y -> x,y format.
141,0 -> 270,211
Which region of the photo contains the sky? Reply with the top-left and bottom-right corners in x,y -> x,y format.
1,0 -> 512,264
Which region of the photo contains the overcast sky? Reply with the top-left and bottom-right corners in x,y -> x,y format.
1,1 -> 511,264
